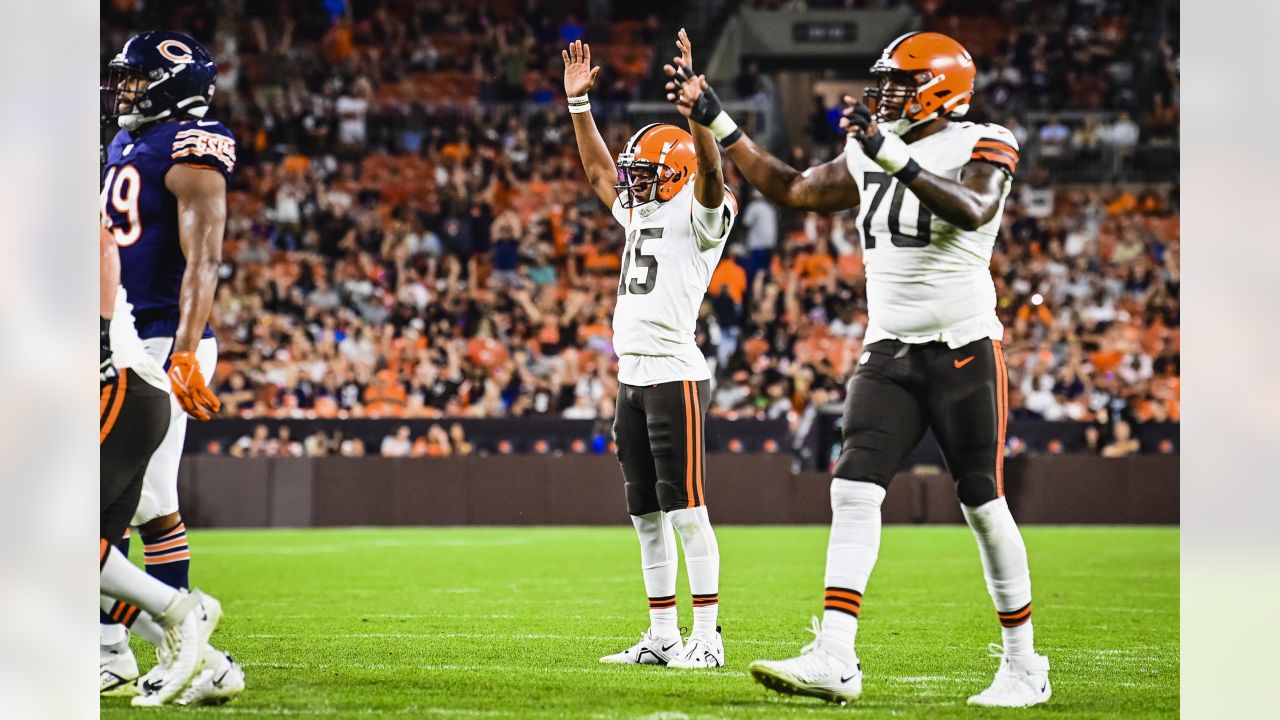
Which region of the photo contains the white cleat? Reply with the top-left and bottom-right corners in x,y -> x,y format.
132,590 -> 223,706
177,647 -> 245,706
100,642 -> 139,696
134,645 -> 171,701
668,628 -> 725,669
600,629 -> 684,665
748,618 -> 862,705
968,644 -> 1052,708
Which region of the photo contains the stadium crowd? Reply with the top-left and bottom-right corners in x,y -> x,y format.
102,0 -> 1178,457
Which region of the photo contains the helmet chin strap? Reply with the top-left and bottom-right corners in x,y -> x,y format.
881,113 -> 935,136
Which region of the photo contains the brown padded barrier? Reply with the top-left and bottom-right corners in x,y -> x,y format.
176,455 -> 1178,528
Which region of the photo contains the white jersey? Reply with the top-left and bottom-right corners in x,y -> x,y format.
609,183 -> 736,386
843,120 -> 1019,348
111,287 -> 169,392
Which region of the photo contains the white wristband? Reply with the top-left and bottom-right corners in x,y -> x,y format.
567,95 -> 591,114
707,111 -> 739,141
872,131 -> 912,174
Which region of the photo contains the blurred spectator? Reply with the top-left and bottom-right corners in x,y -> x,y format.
741,189 -> 779,279
1037,114 -> 1070,158
381,425 -> 413,457
449,424 -> 474,456
339,437 -> 367,457
229,424 -> 272,458
1103,111 -> 1140,149
1101,420 -> 1141,458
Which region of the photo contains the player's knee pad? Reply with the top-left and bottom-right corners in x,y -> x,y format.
955,474 -> 999,507
831,451 -> 893,490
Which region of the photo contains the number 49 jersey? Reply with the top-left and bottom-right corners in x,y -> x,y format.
100,118 -> 236,339
609,183 -> 737,386
844,121 -> 1018,349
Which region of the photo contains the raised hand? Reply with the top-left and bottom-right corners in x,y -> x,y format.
676,27 -> 693,72
838,95 -> 876,139
562,39 -> 600,98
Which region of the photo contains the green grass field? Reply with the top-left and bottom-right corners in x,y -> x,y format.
102,525 -> 1177,719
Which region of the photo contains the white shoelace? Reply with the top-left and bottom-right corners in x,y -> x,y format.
798,616 -> 824,656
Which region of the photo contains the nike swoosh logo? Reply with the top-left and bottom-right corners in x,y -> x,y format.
197,120 -> 219,126
840,674 -> 858,683
954,356 -> 975,369
1040,681 -> 1048,693
661,642 -> 679,652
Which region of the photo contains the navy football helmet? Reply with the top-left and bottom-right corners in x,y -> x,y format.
102,30 -> 217,131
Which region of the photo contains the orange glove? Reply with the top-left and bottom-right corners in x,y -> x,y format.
167,351 -> 221,421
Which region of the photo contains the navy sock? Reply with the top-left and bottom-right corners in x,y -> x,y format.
100,530 -> 133,627
142,520 -> 190,589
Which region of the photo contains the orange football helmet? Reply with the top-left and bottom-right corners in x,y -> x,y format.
615,123 -> 696,208
866,32 -> 976,134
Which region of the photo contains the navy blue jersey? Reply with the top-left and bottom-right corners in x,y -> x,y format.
101,118 -> 235,339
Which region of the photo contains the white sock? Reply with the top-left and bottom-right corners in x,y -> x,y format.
99,595 -> 166,646
631,511 -> 679,639
100,545 -> 178,618
667,506 -> 720,639
820,480 -> 886,665
963,497 -> 1036,657
100,619 -> 128,648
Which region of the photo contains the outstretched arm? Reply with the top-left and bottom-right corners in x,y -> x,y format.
841,98 -> 1007,231
669,29 -> 723,209
666,64 -> 858,213
563,40 -> 617,208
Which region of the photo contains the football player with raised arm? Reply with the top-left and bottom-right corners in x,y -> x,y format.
99,30 -> 244,703
665,32 -> 1049,707
564,32 -> 736,669
101,223 -> 224,707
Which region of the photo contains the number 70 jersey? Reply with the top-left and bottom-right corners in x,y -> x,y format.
843,121 -> 1018,349
609,183 -> 737,386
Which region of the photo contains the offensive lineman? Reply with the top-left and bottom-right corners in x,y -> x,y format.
665,32 -> 1050,706
565,33 -> 735,669
101,223 -> 224,706
100,30 -> 243,702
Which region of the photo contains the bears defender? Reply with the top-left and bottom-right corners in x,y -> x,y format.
564,33 -> 736,669
666,31 -> 1050,707
100,223 -> 226,706
99,30 -> 243,703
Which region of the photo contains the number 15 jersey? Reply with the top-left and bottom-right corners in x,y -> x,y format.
843,121 -> 1018,349
609,183 -> 737,386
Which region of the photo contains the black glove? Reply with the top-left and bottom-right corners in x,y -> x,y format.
671,63 -> 724,128
842,100 -> 920,181
671,63 -> 742,147
101,316 -> 118,388
843,102 -> 885,157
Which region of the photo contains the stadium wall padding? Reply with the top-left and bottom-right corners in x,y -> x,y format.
176,455 -> 1178,528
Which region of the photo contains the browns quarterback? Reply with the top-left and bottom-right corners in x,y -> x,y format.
564,31 -> 736,669
99,30 -> 244,704
666,31 -> 1050,707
